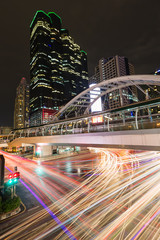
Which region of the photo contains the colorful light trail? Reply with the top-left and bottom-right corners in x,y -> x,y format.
4,165 -> 77,240
0,150 -> 160,239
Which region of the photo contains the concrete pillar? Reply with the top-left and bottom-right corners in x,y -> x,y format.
135,109 -> 138,130
122,112 -> 125,125
107,116 -> 110,131
88,119 -> 90,133
34,144 -> 53,158
147,108 -> 153,122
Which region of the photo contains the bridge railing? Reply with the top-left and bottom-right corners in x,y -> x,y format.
6,100 -> 160,142
8,114 -> 160,141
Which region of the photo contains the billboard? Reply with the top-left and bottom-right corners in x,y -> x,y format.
91,115 -> 103,124
90,84 -> 102,112
42,109 -> 58,124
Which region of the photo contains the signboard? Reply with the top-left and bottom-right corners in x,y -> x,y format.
91,115 -> 103,124
90,84 -> 102,113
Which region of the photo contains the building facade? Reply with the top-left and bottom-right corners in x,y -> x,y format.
14,77 -> 30,129
89,55 -> 137,109
30,10 -> 88,126
0,126 -> 12,135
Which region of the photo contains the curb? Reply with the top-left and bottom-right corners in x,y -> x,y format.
0,200 -> 26,222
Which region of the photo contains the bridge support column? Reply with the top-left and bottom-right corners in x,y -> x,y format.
61,124 -> 63,135
72,122 -> 76,134
88,119 -> 90,133
103,116 -> 106,130
34,144 -> 53,158
135,109 -> 138,129
147,108 -> 153,122
122,112 -> 125,125
107,116 -> 110,131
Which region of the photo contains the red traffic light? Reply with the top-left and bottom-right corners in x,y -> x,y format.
8,173 -> 13,179
13,172 -> 20,179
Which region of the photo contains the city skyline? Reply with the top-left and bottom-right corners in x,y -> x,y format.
0,0 -> 160,126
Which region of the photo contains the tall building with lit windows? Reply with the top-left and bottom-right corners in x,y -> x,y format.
61,29 -> 88,102
30,10 -> 88,126
14,77 -> 30,129
139,68 -> 160,101
89,55 -> 137,109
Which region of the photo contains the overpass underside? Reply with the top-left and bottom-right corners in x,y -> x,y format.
8,128 -> 160,152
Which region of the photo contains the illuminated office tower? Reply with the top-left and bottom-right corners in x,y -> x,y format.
14,77 -> 30,129
61,29 -> 88,102
30,11 -> 88,126
89,55 -> 137,109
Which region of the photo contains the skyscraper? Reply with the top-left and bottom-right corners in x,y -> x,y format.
30,10 -> 88,126
89,55 -> 137,109
14,77 -> 29,129
61,29 -> 88,102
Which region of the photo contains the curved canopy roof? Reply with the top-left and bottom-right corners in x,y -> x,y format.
53,75 -> 160,120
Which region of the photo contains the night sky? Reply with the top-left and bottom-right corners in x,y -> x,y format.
1,0 -> 160,126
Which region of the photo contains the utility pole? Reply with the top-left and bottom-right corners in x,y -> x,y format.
0,155 -> 5,197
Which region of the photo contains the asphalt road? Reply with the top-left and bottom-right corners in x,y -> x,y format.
0,150 -> 99,239
0,149 -> 159,239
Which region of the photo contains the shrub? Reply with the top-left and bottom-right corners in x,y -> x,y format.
3,188 -> 11,200
2,196 -> 21,213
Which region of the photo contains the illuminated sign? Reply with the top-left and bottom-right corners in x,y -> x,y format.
90,84 -> 102,112
42,109 -> 58,123
91,115 -> 103,124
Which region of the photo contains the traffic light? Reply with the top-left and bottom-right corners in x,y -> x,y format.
8,173 -> 13,179
7,179 -> 13,185
13,178 -> 18,183
13,172 -> 20,179
7,173 -> 13,185
7,172 -> 20,186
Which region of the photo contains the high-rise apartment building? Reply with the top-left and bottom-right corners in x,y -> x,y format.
140,68 -> 160,101
0,126 -> 12,135
137,68 -> 160,115
30,10 -> 88,126
89,55 -> 137,109
61,29 -> 88,102
14,77 -> 30,129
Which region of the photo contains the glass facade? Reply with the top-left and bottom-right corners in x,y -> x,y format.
30,11 -> 88,126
